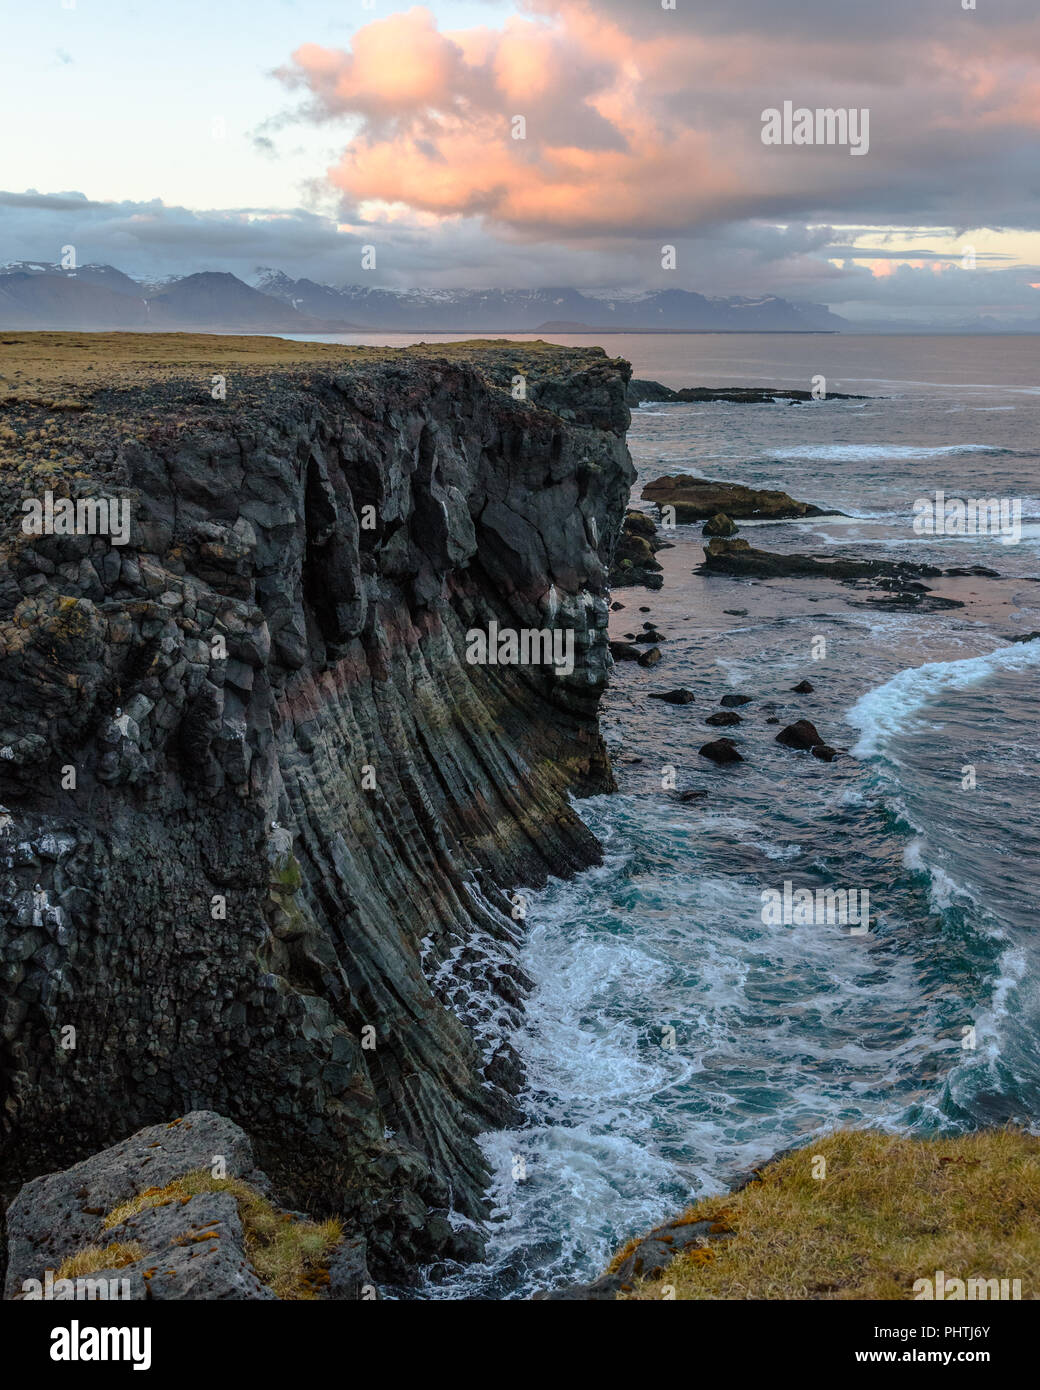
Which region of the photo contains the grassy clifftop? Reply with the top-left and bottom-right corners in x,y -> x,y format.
0,330 -> 604,400
612,1129 -> 1039,1300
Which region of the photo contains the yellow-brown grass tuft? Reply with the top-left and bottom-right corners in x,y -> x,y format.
56,1242 -> 146,1280
617,1128 -> 1040,1300
102,1170 -> 342,1300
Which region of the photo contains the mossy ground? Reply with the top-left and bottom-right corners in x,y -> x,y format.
615,1128 -> 1040,1300
101,1169 -> 342,1300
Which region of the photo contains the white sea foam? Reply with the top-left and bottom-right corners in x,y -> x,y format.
769,443 -> 1013,463
847,640 -> 1040,758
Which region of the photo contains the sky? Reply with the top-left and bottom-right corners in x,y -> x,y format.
3,0 -> 1040,322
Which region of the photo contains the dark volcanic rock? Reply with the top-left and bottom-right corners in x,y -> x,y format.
700,539 -> 963,610
648,688 -> 695,705
637,646 -> 663,667
702,512 -> 737,537
811,745 -> 839,762
699,738 -> 743,764
625,381 -> 866,408
4,1111 -> 263,1299
706,710 -> 742,727
0,341 -> 635,1282
535,1214 -> 731,1299
610,509 -> 666,589
776,720 -> 823,750
701,537 -> 940,582
4,1109 -> 380,1301
644,475 -> 830,523
720,693 -> 753,707
610,640 -> 642,661
791,680 -> 815,693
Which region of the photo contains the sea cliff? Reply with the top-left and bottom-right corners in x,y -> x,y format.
0,334 -> 634,1284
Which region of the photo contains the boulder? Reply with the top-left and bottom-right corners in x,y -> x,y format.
706,711 -> 742,727
644,475 -> 830,522
609,641 -> 642,662
699,738 -> 743,764
3,1111 -> 360,1301
648,689 -> 696,705
610,510 -> 666,589
702,513 -> 738,538
776,720 -> 822,750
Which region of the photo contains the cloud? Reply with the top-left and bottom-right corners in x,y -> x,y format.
273,1 -> 1040,241
3,188 -> 1040,324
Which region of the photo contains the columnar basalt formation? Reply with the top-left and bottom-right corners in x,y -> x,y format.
0,336 -> 634,1281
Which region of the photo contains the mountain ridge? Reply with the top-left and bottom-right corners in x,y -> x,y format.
0,260 -> 847,332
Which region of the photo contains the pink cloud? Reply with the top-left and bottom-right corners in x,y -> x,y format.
276,2 -> 1040,241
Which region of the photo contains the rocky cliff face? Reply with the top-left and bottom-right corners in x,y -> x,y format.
0,339 -> 633,1281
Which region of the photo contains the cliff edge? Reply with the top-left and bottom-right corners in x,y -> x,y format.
0,334 -> 634,1282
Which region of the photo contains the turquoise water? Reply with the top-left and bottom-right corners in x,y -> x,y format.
337,334 -> 1039,1299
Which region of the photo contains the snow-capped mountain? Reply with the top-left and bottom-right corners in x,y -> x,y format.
252,270 -> 848,333
0,259 -> 847,332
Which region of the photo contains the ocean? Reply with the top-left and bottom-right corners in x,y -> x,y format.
296,332 -> 1040,1298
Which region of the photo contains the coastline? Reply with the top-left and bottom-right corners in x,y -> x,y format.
0,334 -> 634,1289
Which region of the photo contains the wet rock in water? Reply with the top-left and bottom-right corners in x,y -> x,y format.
676,788 -> 709,801
625,381 -> 867,409
1010,631 -> 1040,644
791,680 -> 815,693
610,641 -> 643,661
706,711 -> 742,727
766,717 -> 780,724
644,475 -> 831,522
724,609 -> 748,616
637,646 -> 663,667
699,539 -> 964,612
699,738 -> 743,764
633,629 -> 665,644
811,745 -> 839,762
720,693 -> 753,707
639,606 -> 651,613
610,510 -> 666,590
776,720 -> 823,750
611,601 -> 625,611
703,513 -> 738,538
648,689 -> 696,705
